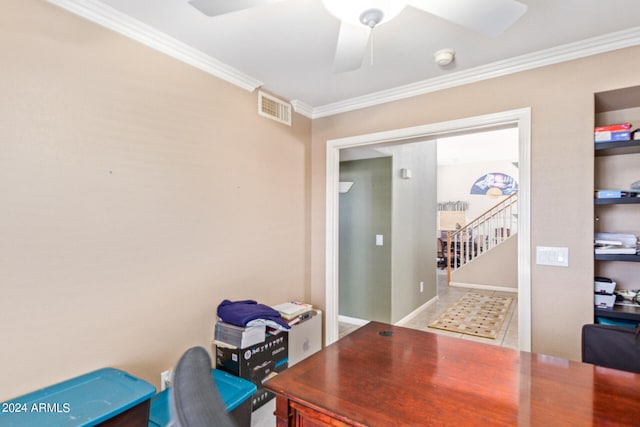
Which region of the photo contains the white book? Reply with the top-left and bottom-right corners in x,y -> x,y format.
594,239 -> 623,246
594,246 -> 637,255
594,233 -> 638,247
272,302 -> 313,320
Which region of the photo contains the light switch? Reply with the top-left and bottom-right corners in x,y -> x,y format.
536,246 -> 569,267
376,234 -> 384,246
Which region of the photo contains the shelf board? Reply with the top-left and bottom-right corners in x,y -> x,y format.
595,304 -> 640,322
595,253 -> 640,262
594,197 -> 640,205
594,139 -> 640,156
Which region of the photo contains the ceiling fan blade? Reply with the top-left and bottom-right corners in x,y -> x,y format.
408,0 -> 527,37
333,21 -> 372,73
188,0 -> 286,17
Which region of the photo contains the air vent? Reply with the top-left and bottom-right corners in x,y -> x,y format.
258,91 -> 291,126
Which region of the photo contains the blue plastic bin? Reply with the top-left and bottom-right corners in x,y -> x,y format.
1,368 -> 156,427
595,316 -> 639,328
148,369 -> 256,427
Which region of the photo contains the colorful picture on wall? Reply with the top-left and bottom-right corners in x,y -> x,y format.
470,173 -> 518,196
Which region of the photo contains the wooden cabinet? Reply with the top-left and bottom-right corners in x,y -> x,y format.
593,86 -> 640,325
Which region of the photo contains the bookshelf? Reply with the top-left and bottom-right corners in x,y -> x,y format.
593,87 -> 640,325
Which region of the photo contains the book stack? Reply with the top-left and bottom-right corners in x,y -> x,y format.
272,301 -> 314,326
594,123 -> 631,143
594,232 -> 638,255
595,189 -> 640,199
214,321 -> 266,349
594,276 -> 616,308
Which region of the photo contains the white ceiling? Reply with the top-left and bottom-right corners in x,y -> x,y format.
50,0 -> 640,117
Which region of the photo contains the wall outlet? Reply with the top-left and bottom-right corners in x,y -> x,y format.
160,370 -> 173,391
420,281 -> 424,293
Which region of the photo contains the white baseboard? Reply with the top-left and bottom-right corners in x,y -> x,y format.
449,282 -> 518,293
338,315 -> 370,326
395,295 -> 439,326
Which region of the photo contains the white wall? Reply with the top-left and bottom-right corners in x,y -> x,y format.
438,160 -> 519,224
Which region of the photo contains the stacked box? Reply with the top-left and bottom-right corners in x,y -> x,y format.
594,277 -> 617,308
594,123 -> 631,143
215,332 -> 288,411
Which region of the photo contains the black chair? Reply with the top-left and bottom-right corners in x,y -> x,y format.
581,324 -> 640,373
170,346 -> 238,427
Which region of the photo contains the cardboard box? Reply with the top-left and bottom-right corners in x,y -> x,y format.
288,309 -> 323,366
594,280 -> 616,294
594,130 -> 631,143
594,123 -> 631,133
594,293 -> 616,308
251,361 -> 288,411
216,332 -> 288,411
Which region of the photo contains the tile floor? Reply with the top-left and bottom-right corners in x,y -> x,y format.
251,270 -> 519,426
393,270 -> 519,349
339,270 -> 519,349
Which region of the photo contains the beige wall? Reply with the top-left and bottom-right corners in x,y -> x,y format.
451,236 -> 518,289
1,1 -> 311,400
311,45 -> 640,361
5,0 -> 640,402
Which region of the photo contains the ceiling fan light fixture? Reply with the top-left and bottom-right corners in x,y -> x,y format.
359,9 -> 384,28
323,0 -> 408,28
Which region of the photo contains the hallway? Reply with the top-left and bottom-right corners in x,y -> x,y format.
340,270 -> 519,349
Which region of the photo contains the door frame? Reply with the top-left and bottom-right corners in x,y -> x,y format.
325,108 -> 531,350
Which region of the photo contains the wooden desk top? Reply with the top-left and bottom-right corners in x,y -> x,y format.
265,322 -> 640,426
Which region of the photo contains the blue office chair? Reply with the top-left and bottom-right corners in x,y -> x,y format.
170,346 -> 238,427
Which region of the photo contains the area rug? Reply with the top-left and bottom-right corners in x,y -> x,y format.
428,292 -> 513,339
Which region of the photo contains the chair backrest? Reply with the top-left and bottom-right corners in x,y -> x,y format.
581,324 -> 640,373
170,346 -> 237,427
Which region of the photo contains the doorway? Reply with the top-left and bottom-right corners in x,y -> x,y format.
324,108 -> 531,350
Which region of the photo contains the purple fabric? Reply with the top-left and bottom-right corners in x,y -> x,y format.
217,299 -> 290,330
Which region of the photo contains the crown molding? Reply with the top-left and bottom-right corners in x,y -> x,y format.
44,1 -> 640,120
47,0 -> 263,92
311,26 -> 640,118
290,100 -> 314,119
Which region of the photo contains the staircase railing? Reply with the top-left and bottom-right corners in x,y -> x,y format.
446,192 -> 518,284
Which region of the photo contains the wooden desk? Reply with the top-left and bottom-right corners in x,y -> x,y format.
264,322 -> 640,426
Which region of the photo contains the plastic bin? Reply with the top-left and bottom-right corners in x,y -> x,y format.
148,369 -> 256,427
596,316 -> 639,328
1,368 -> 156,427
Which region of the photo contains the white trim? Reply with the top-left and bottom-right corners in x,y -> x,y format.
337,315 -> 370,326
325,108 -> 532,352
449,282 -> 518,294
395,296 -> 439,326
47,0 -> 263,92
290,100 -> 314,119
312,26 -> 640,118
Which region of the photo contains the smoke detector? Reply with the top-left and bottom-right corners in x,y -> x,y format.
434,48 -> 455,66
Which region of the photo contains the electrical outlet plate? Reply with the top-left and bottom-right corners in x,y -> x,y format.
160,370 -> 172,392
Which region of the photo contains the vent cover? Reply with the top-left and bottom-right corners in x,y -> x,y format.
258,91 -> 291,126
